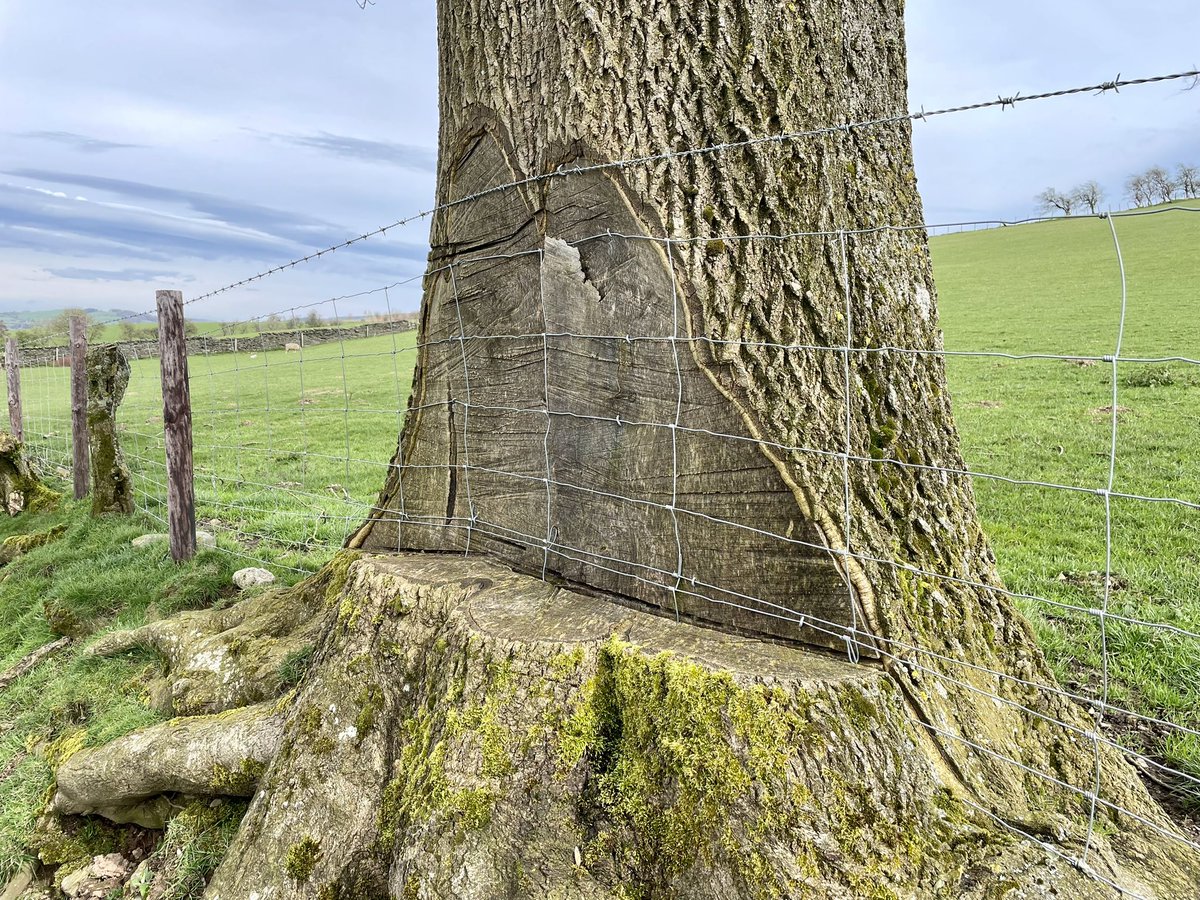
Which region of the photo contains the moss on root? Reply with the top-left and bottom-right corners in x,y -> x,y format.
559,637 -> 823,899
0,523 -> 67,566
285,835 -> 322,883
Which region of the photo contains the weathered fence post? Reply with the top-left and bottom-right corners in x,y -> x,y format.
157,290 -> 196,561
69,316 -> 89,500
5,337 -> 22,442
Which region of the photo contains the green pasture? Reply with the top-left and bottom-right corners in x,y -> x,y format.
932,203 -> 1199,795
16,331 -> 419,573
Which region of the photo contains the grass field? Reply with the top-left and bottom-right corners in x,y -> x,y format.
1,201 -> 1196,837
932,202 -> 1200,796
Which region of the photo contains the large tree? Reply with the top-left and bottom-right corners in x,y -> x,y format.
49,1 -> 1198,897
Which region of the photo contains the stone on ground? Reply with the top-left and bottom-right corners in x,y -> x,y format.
232,567 -> 275,590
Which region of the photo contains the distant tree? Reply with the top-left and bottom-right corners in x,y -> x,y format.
305,310 -> 323,329
119,322 -> 139,341
184,322 -> 200,337
1070,180 -> 1103,215
1177,163 -> 1199,199
45,308 -> 100,344
264,314 -> 282,331
1035,187 -> 1074,216
1145,165 -> 1177,204
1125,173 -> 1152,208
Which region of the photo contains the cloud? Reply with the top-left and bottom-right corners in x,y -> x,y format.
256,131 -> 436,172
44,266 -> 193,283
18,131 -> 143,153
0,174 -> 431,270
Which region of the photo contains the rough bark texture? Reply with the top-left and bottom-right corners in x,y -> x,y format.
34,3 -> 1199,895
156,290 -> 196,562
49,556 -> 1200,897
348,0 -> 1174,853
6,337 -> 23,442
85,344 -> 134,516
191,556 -> 1194,898
69,316 -> 89,501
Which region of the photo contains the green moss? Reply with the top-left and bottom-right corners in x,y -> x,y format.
355,684 -> 384,740
25,481 -> 61,515
705,239 -> 727,256
297,703 -> 335,755
30,814 -> 125,874
210,757 -> 267,794
549,647 -> 585,680
0,523 -> 67,566
376,656 -> 526,850
559,637 -> 822,899
285,835 -> 321,883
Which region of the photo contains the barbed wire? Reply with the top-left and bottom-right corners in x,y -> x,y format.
17,67 -> 1200,346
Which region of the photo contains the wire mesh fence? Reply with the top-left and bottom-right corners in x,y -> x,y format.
4,67 -> 1200,893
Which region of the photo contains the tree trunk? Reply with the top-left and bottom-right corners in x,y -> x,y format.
86,344 -> 135,516
350,0 -> 1172,851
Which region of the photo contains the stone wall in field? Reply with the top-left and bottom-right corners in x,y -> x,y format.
9,319 -> 418,367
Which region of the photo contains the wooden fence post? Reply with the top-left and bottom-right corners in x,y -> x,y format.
70,316 -> 89,499
5,337 -> 22,442
157,290 -> 196,562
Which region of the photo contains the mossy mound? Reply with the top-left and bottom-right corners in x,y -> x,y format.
0,433 -> 60,518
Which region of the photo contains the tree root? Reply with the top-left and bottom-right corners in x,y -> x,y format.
46,553 -> 1200,898
0,637 -> 71,693
86,555 -> 354,716
51,702 -> 282,829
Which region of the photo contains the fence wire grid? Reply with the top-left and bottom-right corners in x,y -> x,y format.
7,66 -> 1200,895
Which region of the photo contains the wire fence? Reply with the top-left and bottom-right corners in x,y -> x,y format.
6,67 -> 1200,893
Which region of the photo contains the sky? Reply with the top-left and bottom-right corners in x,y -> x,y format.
0,0 -> 1196,322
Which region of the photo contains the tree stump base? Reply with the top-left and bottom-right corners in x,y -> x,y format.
47,555 -> 1200,897
183,555 -> 1192,899
0,433 -> 60,517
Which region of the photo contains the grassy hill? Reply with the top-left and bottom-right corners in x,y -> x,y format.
931,201 -> 1200,796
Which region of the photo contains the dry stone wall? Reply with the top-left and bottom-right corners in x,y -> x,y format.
7,319 -> 417,367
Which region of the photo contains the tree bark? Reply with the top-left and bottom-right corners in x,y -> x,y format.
350,0 -> 1159,840
86,344 -> 135,516
36,3 -> 1199,896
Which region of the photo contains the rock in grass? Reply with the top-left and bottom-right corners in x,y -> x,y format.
59,852 -> 134,897
0,523 -> 67,566
233,567 -> 275,590
131,531 -> 216,551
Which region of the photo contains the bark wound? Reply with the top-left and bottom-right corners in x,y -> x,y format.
364,125 -> 867,653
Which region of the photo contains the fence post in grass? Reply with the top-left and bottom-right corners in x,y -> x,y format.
5,337 -> 22,442
157,290 -> 196,562
70,315 -> 90,499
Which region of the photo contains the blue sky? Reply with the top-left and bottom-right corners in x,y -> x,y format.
0,0 -> 1196,321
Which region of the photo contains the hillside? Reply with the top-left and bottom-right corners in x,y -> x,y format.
930,201 -> 1200,801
